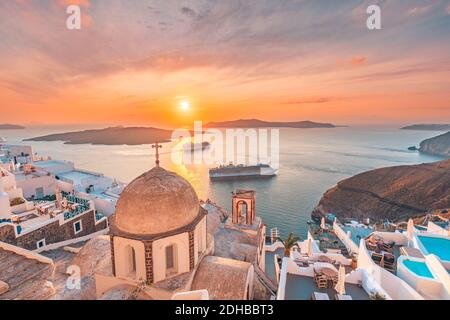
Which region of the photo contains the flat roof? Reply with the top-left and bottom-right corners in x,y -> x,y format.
285,274 -> 370,300
34,160 -> 70,168
58,170 -> 100,181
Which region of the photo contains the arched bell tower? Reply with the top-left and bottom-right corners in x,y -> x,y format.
231,190 -> 256,226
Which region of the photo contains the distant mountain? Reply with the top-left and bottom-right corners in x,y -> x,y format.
25,127 -> 173,145
0,124 -> 25,129
419,131 -> 450,158
205,119 -> 335,128
312,159 -> 450,222
401,124 -> 450,131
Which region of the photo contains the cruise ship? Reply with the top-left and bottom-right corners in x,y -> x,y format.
209,163 -> 278,180
183,141 -> 210,152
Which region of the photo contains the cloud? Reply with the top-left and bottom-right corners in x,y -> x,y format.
349,56 -> 368,67
282,97 -> 333,105
181,6 -> 196,18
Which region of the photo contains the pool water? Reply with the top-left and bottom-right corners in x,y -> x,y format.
418,236 -> 450,262
403,260 -> 434,279
343,225 -> 373,245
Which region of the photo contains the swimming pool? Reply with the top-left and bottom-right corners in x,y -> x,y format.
343,225 -> 373,245
417,236 -> 450,262
402,260 -> 434,279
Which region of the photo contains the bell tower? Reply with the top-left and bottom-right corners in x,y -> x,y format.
231,190 -> 256,226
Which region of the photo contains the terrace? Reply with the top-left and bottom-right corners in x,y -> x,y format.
12,194 -> 92,235
277,255 -> 374,300
285,273 -> 369,300
309,222 -> 350,257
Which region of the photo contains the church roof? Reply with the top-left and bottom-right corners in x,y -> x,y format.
113,166 -> 202,236
191,256 -> 253,300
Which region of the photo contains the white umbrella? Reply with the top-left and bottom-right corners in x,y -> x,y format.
320,217 -> 326,229
335,264 -> 346,295
407,218 -> 415,239
307,238 -> 313,257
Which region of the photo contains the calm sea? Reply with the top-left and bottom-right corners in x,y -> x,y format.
0,126 -> 445,238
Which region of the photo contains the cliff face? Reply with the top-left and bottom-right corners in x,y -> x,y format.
419,131 -> 450,157
401,124 -> 450,131
312,160 -> 450,222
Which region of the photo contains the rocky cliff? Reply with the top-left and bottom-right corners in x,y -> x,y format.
312,160 -> 450,222
419,131 -> 450,157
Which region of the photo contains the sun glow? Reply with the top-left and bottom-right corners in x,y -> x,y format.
180,100 -> 190,111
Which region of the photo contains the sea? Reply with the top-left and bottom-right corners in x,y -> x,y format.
0,125 -> 445,238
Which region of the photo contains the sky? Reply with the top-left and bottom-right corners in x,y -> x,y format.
0,0 -> 450,128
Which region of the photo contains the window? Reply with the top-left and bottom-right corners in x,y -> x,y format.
35,187 -> 44,199
165,244 -> 177,275
36,239 -> 46,249
73,220 -> 82,234
126,245 -> 137,278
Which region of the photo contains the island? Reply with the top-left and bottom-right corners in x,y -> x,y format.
0,124 -> 25,129
419,131 -> 450,157
312,159 -> 450,222
401,124 -> 450,131
25,126 -> 173,145
205,119 -> 336,128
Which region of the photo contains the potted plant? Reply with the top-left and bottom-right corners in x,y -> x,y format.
369,292 -> 387,300
351,253 -> 358,270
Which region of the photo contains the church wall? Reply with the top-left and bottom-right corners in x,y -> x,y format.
194,216 -> 207,265
113,237 -> 146,282
152,232 -> 190,283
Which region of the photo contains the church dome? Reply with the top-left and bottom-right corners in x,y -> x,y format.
114,166 -> 200,235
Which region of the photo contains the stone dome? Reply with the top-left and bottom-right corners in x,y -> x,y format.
114,166 -> 200,235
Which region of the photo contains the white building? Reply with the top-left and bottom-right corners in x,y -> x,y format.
94,163 -> 268,300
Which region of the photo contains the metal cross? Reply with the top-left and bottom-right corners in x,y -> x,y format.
152,142 -> 162,167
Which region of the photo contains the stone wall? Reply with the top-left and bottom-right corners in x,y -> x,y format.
1,210 -> 107,251
188,231 -> 195,270
0,224 -> 16,244
144,240 -> 153,284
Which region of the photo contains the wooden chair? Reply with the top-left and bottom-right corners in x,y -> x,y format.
371,253 -> 383,265
315,274 -> 328,289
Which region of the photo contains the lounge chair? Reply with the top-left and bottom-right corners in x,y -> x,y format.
383,255 -> 396,272
366,241 -> 378,251
335,294 -> 353,300
371,253 -> 383,265
312,292 -> 330,300
380,242 -> 394,253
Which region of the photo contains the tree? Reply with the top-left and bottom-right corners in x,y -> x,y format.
278,233 -> 300,257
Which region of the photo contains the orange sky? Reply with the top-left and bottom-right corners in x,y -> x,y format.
1,0 -> 450,128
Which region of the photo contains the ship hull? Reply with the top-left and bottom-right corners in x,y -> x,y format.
209,167 -> 278,180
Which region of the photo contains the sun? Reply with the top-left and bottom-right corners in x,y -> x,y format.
180,100 -> 190,111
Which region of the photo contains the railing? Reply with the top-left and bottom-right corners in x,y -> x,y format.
95,211 -> 105,222
62,193 -> 91,220
64,204 -> 90,221
270,227 -> 280,244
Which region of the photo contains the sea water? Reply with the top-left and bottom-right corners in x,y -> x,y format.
1,125 -> 444,238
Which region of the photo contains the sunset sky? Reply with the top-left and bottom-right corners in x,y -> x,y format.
1,0 -> 450,128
